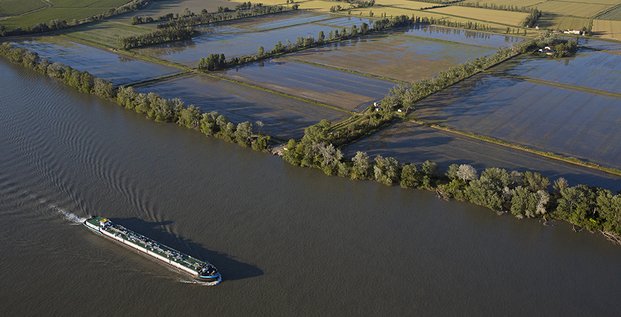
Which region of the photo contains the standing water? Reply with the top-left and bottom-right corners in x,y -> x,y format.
1,60 -> 620,316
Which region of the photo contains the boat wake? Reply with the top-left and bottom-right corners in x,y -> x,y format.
178,278 -> 219,286
50,204 -> 87,225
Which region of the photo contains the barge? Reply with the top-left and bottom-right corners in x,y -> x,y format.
84,216 -> 221,285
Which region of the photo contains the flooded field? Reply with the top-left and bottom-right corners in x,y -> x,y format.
414,74 -> 621,170
502,48 -> 621,95
224,59 -> 395,111
136,14 -> 367,67
135,74 -> 349,139
343,122 -> 621,190
291,33 -> 497,82
13,40 -> 179,85
404,25 -> 523,48
244,12 -> 334,31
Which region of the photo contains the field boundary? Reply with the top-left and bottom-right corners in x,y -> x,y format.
411,119 -> 621,178
506,74 -> 621,98
209,72 -> 353,114
286,57 -> 406,84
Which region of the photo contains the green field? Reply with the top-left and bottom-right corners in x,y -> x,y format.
598,4 -> 621,20
0,0 -> 48,17
0,0 -> 131,30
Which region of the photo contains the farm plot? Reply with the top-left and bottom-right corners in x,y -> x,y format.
238,11 -> 334,31
315,16 -> 374,28
128,0 -> 234,18
500,49 -> 621,95
13,39 -> 180,85
0,0 -> 131,30
290,32 -> 497,82
592,19 -> 621,41
598,5 -> 621,20
223,59 -> 395,111
136,19 -> 350,67
135,74 -> 349,139
427,6 -> 529,26
64,21 -> 156,48
404,24 -> 523,48
537,15 -> 591,30
0,0 -> 48,17
414,74 -> 621,170
461,0 -> 546,7
342,121 -> 621,190
534,1 -> 611,18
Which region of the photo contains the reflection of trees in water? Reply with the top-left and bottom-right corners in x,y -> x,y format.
406,24 -> 522,44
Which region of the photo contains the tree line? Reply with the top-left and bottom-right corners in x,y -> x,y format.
0,43 -> 271,151
522,9 -> 542,28
281,119 -> 621,245
323,33 -> 576,148
456,2 -> 536,13
120,26 -> 197,49
197,15 -> 423,71
2,39 -> 619,245
199,22 -> 374,71
0,0 -> 150,37
156,3 -> 293,29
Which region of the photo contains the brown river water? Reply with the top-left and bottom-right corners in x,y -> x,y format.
1,60 -> 620,316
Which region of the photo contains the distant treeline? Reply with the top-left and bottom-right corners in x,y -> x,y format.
0,43 -> 271,151
522,9 -> 542,28
282,120 -> 621,245
120,26 -> 197,49
329,0 -> 375,12
0,0 -> 150,37
155,3 -> 293,29
456,2 -> 536,13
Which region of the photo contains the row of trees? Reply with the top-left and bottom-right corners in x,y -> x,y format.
0,0 -> 150,37
0,43 -> 271,152
456,2 -> 535,13
329,0 -> 375,12
115,87 -> 270,150
120,26 -> 197,49
156,3 -> 293,29
198,21 -> 373,71
197,15 -> 428,72
3,40 -> 619,245
281,119 -> 621,244
523,9 -> 542,28
314,34 -> 576,150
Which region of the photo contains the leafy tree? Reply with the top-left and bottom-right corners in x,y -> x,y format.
177,105 -> 202,129
400,163 -> 421,188
373,155 -> 400,186
351,151 -> 371,180
235,121 -> 253,147
555,185 -> 599,230
597,190 -> 621,236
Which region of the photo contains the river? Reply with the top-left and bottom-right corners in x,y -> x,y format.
1,60 -> 620,316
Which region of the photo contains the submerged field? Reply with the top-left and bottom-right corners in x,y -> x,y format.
501,45 -> 621,95
342,121 -> 621,190
135,74 -> 349,139
136,14 -> 371,67
12,39 -> 180,85
223,59 -> 395,111
288,25 -> 512,82
414,74 -> 621,170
